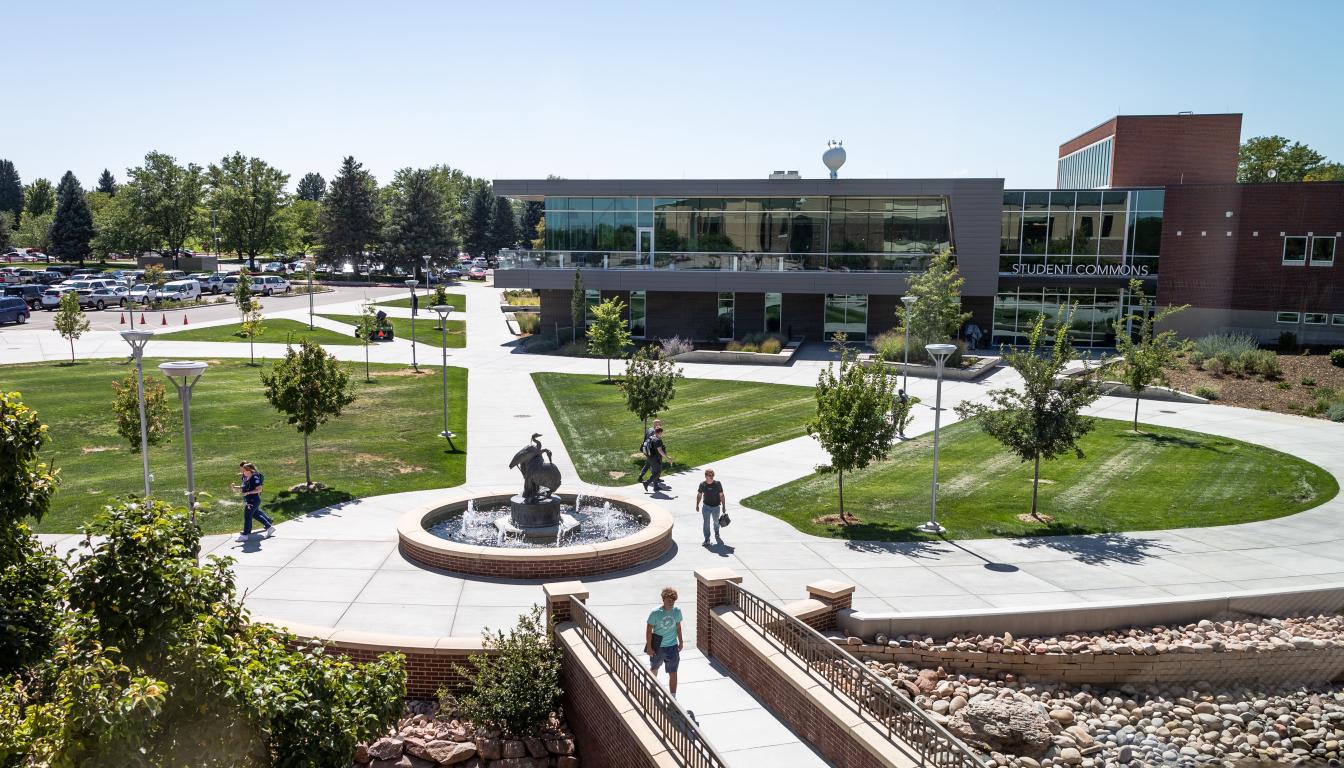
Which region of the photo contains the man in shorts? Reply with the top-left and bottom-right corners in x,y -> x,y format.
645,587 -> 684,695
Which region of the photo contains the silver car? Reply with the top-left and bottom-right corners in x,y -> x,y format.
81,286 -> 129,310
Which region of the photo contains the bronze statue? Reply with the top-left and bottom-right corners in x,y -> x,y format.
509,433 -> 562,504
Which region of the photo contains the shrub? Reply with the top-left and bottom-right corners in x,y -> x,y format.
1241,349 -> 1281,378
557,339 -> 593,357
759,337 -> 782,354
725,340 -> 742,352
522,335 -> 558,353
1301,377 -> 1317,387
1328,402 -> 1344,423
739,342 -> 759,353
1278,331 -> 1297,352
1187,350 -> 1206,367
873,330 -> 965,367
1194,385 -> 1220,401
1193,333 -> 1257,359
1276,381 -> 1292,390
515,312 -> 540,335
455,606 -> 562,738
1330,348 -> 1344,367
659,336 -> 694,357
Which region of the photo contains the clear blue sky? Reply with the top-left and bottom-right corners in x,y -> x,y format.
7,0 -> 1343,190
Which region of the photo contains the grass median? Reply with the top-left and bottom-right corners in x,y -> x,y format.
157,318 -> 358,346
374,293 -> 467,312
319,314 -> 466,348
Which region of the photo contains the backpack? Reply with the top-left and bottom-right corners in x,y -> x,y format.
640,438 -> 651,457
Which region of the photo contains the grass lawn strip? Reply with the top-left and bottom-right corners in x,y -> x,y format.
374,293 -> 467,311
157,318 -> 358,346
319,314 -> 466,348
532,372 -> 814,486
742,417 -> 1338,541
4,358 -> 466,534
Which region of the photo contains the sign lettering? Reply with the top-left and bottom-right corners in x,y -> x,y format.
1010,263 -> 1151,277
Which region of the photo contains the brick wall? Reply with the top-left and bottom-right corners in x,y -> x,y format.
557,630 -> 662,768
1111,114 -> 1242,186
300,640 -> 491,700
1059,118 -> 1118,159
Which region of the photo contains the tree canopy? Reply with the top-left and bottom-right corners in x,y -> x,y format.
899,249 -> 971,357
208,153 -> 290,267
489,195 -> 517,255
48,171 -> 96,264
0,160 -> 22,221
587,297 -> 631,381
621,346 -> 683,434
320,156 -> 381,263
381,167 -> 453,271
96,168 -> 117,195
462,184 -> 493,257
807,347 -> 900,522
125,151 -> 205,265
295,171 -> 326,201
23,178 -> 55,217
1238,135 -> 1344,183
260,339 -> 357,488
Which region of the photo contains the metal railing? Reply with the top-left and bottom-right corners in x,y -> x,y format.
565,598 -> 728,768
496,249 -> 934,274
725,583 -> 987,768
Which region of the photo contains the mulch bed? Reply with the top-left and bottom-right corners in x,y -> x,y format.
1165,351 -> 1344,419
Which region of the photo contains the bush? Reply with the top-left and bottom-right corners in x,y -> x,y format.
873,330 -> 965,368
455,606 -> 562,738
1276,381 -> 1293,390
1330,348 -> 1344,367
1301,377 -> 1317,387
1328,402 -> 1344,423
1193,333 -> 1258,359
759,337 -> 782,354
515,312 -> 540,335
1241,349 -> 1281,378
659,336 -> 694,357
1194,385 -> 1220,401
1278,331 -> 1297,352
522,335 -> 558,353
557,340 -> 596,357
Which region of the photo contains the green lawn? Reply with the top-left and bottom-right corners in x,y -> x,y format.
158,318 -> 358,346
743,418 -> 1338,541
375,293 -> 467,312
319,315 -> 466,348
4,358 -> 467,534
532,372 -> 815,486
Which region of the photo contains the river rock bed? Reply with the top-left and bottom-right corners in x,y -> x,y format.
352,700 -> 578,768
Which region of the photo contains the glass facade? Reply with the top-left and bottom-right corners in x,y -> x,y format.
1056,137 -> 1113,189
1000,189 -> 1162,277
629,290 -> 646,337
824,294 -> 869,342
584,289 -> 600,328
764,292 -> 782,334
717,292 -> 734,339
992,286 -> 1134,349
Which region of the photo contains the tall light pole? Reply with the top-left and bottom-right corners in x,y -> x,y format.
307,255 -> 315,330
920,343 -> 957,535
405,279 -> 419,372
423,254 -> 432,292
121,330 -> 154,497
160,361 -> 208,522
900,294 -> 917,395
431,305 -> 457,451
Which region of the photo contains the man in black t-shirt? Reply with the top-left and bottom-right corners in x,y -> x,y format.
637,418 -> 663,485
642,427 -> 670,492
695,469 -> 726,545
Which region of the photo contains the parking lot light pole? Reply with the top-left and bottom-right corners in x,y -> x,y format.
920,343 -> 957,535
160,361 -> 208,523
431,305 -> 456,451
900,294 -> 917,395
405,279 -> 419,371
307,256 -> 315,330
423,255 -> 432,292
121,330 -> 154,497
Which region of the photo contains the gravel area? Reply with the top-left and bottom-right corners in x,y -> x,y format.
1165,353 -> 1344,418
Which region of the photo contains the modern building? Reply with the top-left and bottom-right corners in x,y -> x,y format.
494,113 -> 1344,348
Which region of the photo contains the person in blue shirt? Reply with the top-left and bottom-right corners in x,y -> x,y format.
645,587 -> 684,695
231,461 -> 275,542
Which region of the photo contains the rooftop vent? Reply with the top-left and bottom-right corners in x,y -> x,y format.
769,170 -> 801,179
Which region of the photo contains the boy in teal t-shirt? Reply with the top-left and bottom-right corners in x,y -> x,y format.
645,587 -> 684,695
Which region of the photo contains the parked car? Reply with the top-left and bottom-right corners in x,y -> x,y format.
41,286 -> 80,310
82,286 -> 129,310
46,265 -> 76,276
33,271 -> 65,285
65,278 -> 118,292
220,274 -> 242,293
70,268 -> 101,277
467,266 -> 488,280
3,284 -> 45,309
161,270 -> 187,282
262,261 -> 285,273
252,275 -> 291,295
189,272 -> 229,294
127,284 -> 158,305
0,296 -> 29,324
158,280 -> 201,302
441,268 -> 463,281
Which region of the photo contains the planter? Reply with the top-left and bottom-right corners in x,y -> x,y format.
669,339 -> 802,366
1097,380 -> 1209,404
862,354 -> 1001,381
500,304 -> 540,313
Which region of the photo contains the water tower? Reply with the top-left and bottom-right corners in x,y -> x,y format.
823,140 -> 846,180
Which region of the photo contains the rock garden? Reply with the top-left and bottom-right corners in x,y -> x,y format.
353,701 -> 577,768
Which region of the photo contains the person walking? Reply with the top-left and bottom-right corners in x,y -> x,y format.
695,469 -> 727,546
636,418 -> 663,485
645,587 -> 684,696
642,426 -> 671,492
231,461 -> 275,542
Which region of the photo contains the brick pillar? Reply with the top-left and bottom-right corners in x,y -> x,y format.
694,568 -> 742,655
543,581 -> 590,633
805,579 -> 856,632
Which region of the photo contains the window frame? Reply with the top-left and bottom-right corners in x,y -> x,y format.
1276,311 -> 1300,324
1303,312 -> 1328,325
1282,236 -> 1308,265
1309,235 -> 1336,267
1332,314 -> 1344,327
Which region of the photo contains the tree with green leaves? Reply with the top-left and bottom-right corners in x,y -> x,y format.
489,195 -> 517,254
588,297 -> 630,382
1238,135 -> 1343,183
48,171 -> 96,265
0,159 -> 22,222
207,153 -> 290,270
284,197 -> 322,259
261,339 -> 358,489
621,346 -> 683,438
898,249 -> 971,362
125,151 -> 205,268
462,184 -> 493,257
807,347 -> 900,522
570,269 -> 585,340
143,263 -> 166,289
13,209 -> 52,250
111,374 -> 172,453
96,168 -> 117,195
54,291 -> 89,363
295,171 -> 326,201
382,167 -> 452,272
454,606 -> 561,738
519,200 -> 544,246
355,301 -> 380,381
233,270 -> 263,363
321,156 -> 381,265
89,186 -> 149,260
23,178 -> 55,217
0,211 -> 10,251
956,306 -> 1099,522
1111,280 -> 1188,431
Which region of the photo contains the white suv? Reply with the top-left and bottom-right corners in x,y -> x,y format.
252,275 -> 291,295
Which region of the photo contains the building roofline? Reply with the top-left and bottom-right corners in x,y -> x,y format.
493,177 -> 1005,200
1059,113 -> 1244,148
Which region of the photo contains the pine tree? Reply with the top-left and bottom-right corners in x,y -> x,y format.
320,157 -> 381,264
48,172 -> 96,265
296,172 -> 326,201
96,169 -> 117,196
260,339 -> 357,489
519,201 -> 544,246
461,185 -> 492,257
488,196 -> 517,255
0,212 -> 11,251
0,160 -> 24,221
23,179 -> 56,217
381,168 -> 451,272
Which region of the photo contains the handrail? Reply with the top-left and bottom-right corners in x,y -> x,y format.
564,597 -> 729,768
724,582 -> 987,768
496,248 -> 935,274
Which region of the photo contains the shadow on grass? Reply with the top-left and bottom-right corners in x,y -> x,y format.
1010,531 -> 1177,566
1118,429 -> 1224,453
268,486 -> 358,519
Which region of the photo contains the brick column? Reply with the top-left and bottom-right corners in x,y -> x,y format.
543,581 -> 590,633
694,568 -> 742,654
805,579 -> 856,632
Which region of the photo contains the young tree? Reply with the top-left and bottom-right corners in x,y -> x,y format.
382,167 -> 452,273
320,156 -> 381,265
260,339 -> 358,489
355,301 -> 380,381
233,271 -> 264,364
295,171 -> 327,201
807,349 -> 900,522
489,195 -> 517,254
125,151 -> 205,268
111,374 -> 172,452
240,307 -> 265,365
570,268 -> 585,340
587,297 -> 630,382
621,346 -> 684,438
461,184 -> 493,257
143,263 -> 166,289
96,168 -> 117,195
23,178 -> 55,217
1111,280 -> 1188,431
207,153 -> 290,270
955,307 -> 1099,522
1238,135 -> 1338,182
898,249 -> 971,362
53,291 -> 89,363
0,159 -> 22,222
48,171 -> 96,265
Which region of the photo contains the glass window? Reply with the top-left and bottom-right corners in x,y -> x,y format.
1310,236 -> 1335,266
1024,191 -> 1050,211
584,289 -> 601,327
1098,212 -> 1125,256
1050,191 -> 1076,210
588,198 -> 614,211
1283,237 -> 1308,264
1133,189 -> 1165,211
1075,191 -> 1102,209
1073,212 -> 1100,256
1276,312 -> 1299,324
1022,214 -> 1049,254
717,292 -> 734,340
1003,191 -> 1024,209
765,293 -> 782,334
629,290 -> 646,337
1001,212 -> 1021,254
1047,211 -> 1074,255
1102,191 -> 1128,211
1130,212 -> 1163,256
823,294 -> 868,342
1304,313 -> 1327,325
1333,314 -> 1344,326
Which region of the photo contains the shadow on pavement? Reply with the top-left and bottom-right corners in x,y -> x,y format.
1011,531 -> 1177,566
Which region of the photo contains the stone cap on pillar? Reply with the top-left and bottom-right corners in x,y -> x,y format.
694,567 -> 743,587
543,581 -> 590,603
806,579 -> 856,601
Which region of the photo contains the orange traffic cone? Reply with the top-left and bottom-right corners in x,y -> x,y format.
140,313 -> 147,324
161,314 -> 167,325
183,314 -> 189,325
120,313 -> 126,325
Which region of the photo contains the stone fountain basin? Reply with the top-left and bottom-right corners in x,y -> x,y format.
397,487 -> 674,579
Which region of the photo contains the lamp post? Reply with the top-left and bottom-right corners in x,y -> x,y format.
423,254 -> 432,292
160,361 -> 208,522
307,255 -> 315,330
900,294 -> 917,395
920,343 -> 957,535
431,305 -> 457,451
121,330 -> 154,497
405,279 -> 419,372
